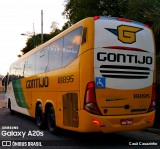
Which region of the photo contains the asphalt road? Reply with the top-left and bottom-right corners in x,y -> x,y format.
0,108 -> 160,149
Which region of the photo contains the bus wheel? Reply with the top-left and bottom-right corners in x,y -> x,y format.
35,104 -> 45,129
8,99 -> 15,115
47,106 -> 59,135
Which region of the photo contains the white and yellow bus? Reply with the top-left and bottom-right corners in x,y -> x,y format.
4,16 -> 156,134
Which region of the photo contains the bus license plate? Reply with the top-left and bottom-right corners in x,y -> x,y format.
120,119 -> 133,125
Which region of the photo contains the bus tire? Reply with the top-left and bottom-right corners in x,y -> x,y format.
8,99 -> 15,115
47,106 -> 59,135
35,104 -> 45,129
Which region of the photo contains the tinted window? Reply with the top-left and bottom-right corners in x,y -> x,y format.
9,64 -> 17,82
62,27 -> 82,67
47,38 -> 63,71
36,49 -> 48,74
16,60 -> 25,78
24,53 -> 36,77
11,64 -> 16,76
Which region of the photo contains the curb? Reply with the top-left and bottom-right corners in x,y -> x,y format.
144,128 -> 160,135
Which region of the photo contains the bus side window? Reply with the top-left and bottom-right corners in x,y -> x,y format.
62,27 -> 82,67
9,64 -> 17,83
14,60 -> 25,78
19,60 -> 25,78
15,63 -> 20,79
47,38 -> 63,71
36,49 -> 48,74
24,53 -> 36,77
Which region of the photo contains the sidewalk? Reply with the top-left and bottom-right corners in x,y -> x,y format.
0,100 -> 6,108
0,92 -> 6,108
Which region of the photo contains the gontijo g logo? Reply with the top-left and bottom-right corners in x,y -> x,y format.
105,25 -> 143,44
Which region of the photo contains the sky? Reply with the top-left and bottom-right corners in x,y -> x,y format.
0,0 -> 67,76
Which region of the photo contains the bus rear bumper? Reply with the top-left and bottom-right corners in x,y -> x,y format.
78,110 -> 155,133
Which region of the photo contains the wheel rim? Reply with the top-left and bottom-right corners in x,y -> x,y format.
48,108 -> 55,130
36,108 -> 42,126
37,115 -> 41,126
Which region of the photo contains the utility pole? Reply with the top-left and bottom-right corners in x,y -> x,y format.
41,10 -> 43,44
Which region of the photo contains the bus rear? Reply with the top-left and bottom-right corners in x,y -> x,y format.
82,16 -> 156,133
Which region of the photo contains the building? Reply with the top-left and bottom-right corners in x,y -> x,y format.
0,75 -> 4,92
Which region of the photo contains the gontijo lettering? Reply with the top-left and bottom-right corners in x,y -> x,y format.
26,77 -> 49,89
97,52 -> 153,65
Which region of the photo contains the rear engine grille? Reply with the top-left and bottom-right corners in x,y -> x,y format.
100,65 -> 150,79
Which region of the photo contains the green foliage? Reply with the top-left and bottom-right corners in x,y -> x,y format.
21,36 -> 36,54
124,0 -> 160,54
125,0 -> 160,22
21,29 -> 61,55
63,0 -> 127,25
61,21 -> 72,31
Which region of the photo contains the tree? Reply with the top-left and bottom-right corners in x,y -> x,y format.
124,0 -> 160,53
61,21 -> 72,31
21,23 -> 62,56
50,21 -> 59,33
62,0 -> 127,25
21,33 -> 53,55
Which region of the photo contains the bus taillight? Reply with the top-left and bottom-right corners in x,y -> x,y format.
94,16 -> 100,20
117,18 -> 131,22
84,81 -> 101,115
148,83 -> 156,112
145,24 -> 150,29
